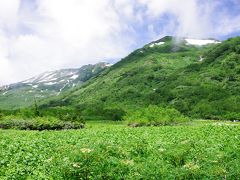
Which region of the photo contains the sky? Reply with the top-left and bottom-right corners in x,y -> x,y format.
0,0 -> 240,85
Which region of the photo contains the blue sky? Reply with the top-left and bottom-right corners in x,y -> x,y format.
0,0 -> 240,85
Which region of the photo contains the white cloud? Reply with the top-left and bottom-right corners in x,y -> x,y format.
138,0 -> 240,39
0,0 -> 20,30
138,0 -> 213,38
0,0 -> 239,85
0,0 -> 138,85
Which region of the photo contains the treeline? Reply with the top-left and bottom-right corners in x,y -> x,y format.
0,102 -> 126,122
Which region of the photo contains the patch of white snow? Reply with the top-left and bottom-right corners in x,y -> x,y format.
44,82 -> 57,85
32,85 -> 38,88
70,75 -> 78,80
185,39 -> 220,46
2,91 -> 8,95
105,63 -> 113,67
149,42 -> 165,48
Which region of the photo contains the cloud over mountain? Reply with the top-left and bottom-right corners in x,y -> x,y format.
0,0 -> 239,85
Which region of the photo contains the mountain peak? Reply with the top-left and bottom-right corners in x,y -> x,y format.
153,36 -> 174,43
149,36 -> 221,47
0,62 -> 110,109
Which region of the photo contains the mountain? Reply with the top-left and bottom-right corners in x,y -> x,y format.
147,36 -> 220,47
39,36 -> 240,120
0,62 -> 111,109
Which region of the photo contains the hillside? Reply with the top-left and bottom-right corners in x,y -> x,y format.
0,62 -> 110,109
38,36 -> 240,120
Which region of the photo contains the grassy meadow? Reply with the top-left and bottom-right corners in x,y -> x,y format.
0,120 -> 239,179
0,37 -> 239,179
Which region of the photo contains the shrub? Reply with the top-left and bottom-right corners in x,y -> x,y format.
0,116 -> 84,130
124,105 -> 189,126
17,109 -> 35,118
104,108 -> 126,121
0,113 -> 4,120
59,112 -> 84,123
223,112 -> 240,121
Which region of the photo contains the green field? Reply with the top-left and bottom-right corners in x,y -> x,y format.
0,121 -> 239,179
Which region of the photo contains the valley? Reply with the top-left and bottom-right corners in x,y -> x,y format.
1,1 -> 239,179
0,36 -> 239,179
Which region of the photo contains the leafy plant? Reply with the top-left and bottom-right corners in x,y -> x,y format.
0,116 -> 84,130
0,121 -> 239,179
124,105 -> 189,126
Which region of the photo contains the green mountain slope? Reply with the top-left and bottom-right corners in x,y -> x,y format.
0,62 -> 110,109
40,36 -> 240,120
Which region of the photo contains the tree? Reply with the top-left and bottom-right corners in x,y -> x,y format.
34,97 -> 41,117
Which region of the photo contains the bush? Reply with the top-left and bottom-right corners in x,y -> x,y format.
223,112 -> 240,121
0,113 -> 4,120
104,108 -> 126,121
16,109 -> 35,118
0,116 -> 84,130
124,105 -> 189,126
58,112 -> 84,123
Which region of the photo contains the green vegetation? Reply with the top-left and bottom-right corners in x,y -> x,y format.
0,36 -> 239,179
0,63 -> 108,109
0,116 -> 84,130
39,36 -> 240,121
0,121 -> 239,179
125,105 -> 189,126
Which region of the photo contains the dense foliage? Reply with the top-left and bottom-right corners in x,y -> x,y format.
0,36 -> 239,179
0,116 -> 84,130
124,105 -> 189,126
39,37 -> 240,120
0,122 -> 239,179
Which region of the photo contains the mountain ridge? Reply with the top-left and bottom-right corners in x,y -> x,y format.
1,36 -> 239,121
37,36 -> 240,121
0,62 -> 111,109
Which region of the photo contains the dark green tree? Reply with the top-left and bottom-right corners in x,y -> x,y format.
34,97 -> 41,117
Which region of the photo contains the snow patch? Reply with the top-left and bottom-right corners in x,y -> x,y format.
2,91 -> 8,95
70,75 -> 78,80
32,85 -> 38,88
67,72 -> 74,76
44,82 -> 57,85
185,39 -> 220,46
38,77 -> 57,83
59,84 -> 67,92
105,63 -> 113,67
149,42 -> 165,48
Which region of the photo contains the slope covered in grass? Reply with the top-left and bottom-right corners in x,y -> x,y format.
40,36 -> 240,120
